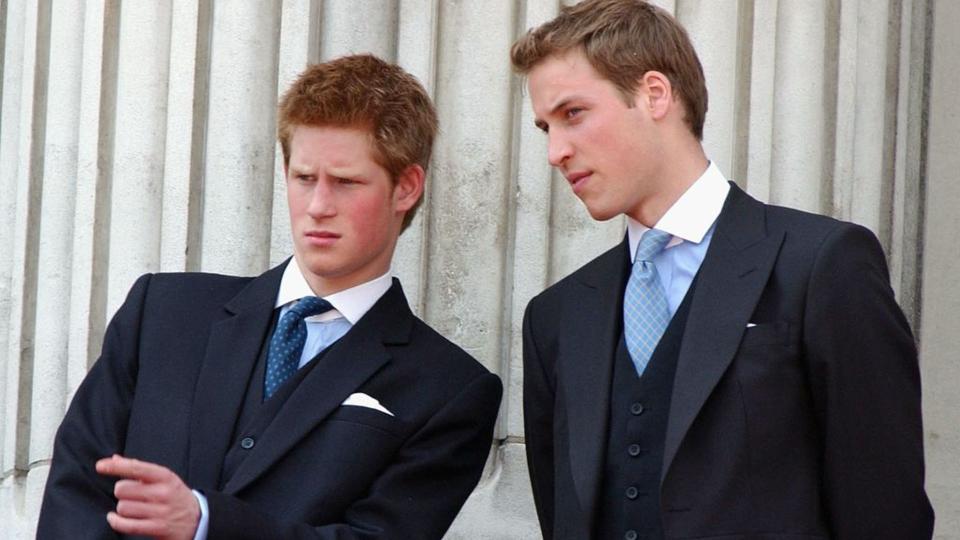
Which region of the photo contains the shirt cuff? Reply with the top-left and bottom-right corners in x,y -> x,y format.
191,489 -> 210,540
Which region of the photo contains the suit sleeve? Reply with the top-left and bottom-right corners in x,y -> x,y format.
203,371 -> 503,540
522,299 -> 556,539
803,223 -> 934,538
36,275 -> 152,539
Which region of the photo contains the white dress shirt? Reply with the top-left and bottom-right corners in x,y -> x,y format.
627,161 -> 731,315
275,259 -> 393,367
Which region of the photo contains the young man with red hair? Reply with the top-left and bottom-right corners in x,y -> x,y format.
38,55 -> 501,540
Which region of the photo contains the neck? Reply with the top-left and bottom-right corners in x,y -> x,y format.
296,258 -> 393,298
629,143 -> 708,228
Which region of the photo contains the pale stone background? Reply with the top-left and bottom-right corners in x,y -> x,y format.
1,0 -> 957,538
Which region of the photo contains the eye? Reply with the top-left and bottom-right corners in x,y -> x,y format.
565,107 -> 584,120
336,177 -> 359,185
295,174 -> 314,183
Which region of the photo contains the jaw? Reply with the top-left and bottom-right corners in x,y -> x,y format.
579,192 -> 623,222
583,201 -> 619,222
293,237 -> 399,296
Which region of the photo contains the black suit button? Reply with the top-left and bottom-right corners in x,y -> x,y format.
628,443 -> 641,457
625,530 -> 638,540
625,486 -> 639,499
630,402 -> 644,415
240,437 -> 255,449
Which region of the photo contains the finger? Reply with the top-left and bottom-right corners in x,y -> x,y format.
114,478 -> 176,502
113,479 -> 148,501
97,455 -> 170,482
106,511 -> 169,537
97,455 -> 172,483
115,499 -> 160,519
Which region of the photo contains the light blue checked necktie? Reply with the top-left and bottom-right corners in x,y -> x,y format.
264,296 -> 332,399
623,229 -> 672,377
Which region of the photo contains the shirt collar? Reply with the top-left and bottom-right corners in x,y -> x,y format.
627,161 -> 731,262
276,258 -> 393,325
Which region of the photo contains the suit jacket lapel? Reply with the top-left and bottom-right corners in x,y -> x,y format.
562,239 -> 630,531
223,280 -> 413,494
662,184 -> 785,479
187,262 -> 288,491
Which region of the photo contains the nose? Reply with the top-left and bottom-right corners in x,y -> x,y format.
547,131 -> 572,168
306,181 -> 336,218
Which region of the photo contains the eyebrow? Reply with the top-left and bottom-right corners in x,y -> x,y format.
548,97 -> 577,117
534,96 -> 583,131
287,163 -> 314,175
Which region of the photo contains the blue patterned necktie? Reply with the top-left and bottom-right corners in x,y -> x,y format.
623,229 -> 673,376
264,296 -> 332,399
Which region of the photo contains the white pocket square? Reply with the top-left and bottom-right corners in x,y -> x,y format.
341,393 -> 394,416
746,323 -> 757,328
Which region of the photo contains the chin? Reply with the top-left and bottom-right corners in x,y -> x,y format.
294,253 -> 331,276
583,204 -> 621,222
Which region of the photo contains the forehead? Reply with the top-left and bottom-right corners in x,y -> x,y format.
288,124 -> 377,166
527,49 -> 616,115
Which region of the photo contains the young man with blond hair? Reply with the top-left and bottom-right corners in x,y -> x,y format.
38,54 -> 501,540
513,1 -> 933,538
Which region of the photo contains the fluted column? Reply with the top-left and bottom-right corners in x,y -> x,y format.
200,1 -> 281,275
27,1 -> 85,513
0,0 -> 956,536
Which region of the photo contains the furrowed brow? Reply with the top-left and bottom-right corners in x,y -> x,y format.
548,97 -> 574,117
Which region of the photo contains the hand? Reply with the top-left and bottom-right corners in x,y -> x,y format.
96,454 -> 200,540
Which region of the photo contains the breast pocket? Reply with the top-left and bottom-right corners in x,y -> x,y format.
738,321 -> 792,350
327,405 -> 406,436
306,407 -> 410,466
734,320 -> 802,389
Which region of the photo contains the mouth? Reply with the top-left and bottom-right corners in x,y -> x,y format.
304,230 -> 341,247
566,171 -> 592,194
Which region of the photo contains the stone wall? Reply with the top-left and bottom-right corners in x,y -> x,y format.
1,1 -> 956,537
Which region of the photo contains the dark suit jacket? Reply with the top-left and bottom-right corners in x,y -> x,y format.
523,184 -> 933,539
37,261 -> 502,539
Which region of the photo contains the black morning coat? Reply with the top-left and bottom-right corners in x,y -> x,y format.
523,184 -> 934,539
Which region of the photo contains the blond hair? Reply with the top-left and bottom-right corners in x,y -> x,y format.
511,0 -> 707,140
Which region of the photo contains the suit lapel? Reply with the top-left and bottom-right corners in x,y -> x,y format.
187,262 -> 287,491
662,184 -> 785,479
562,239 -> 630,531
223,280 -> 413,494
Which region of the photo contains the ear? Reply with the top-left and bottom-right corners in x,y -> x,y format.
637,70 -> 673,121
393,164 -> 425,213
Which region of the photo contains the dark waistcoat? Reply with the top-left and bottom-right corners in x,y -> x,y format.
219,312 -> 336,488
595,278 -> 697,540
